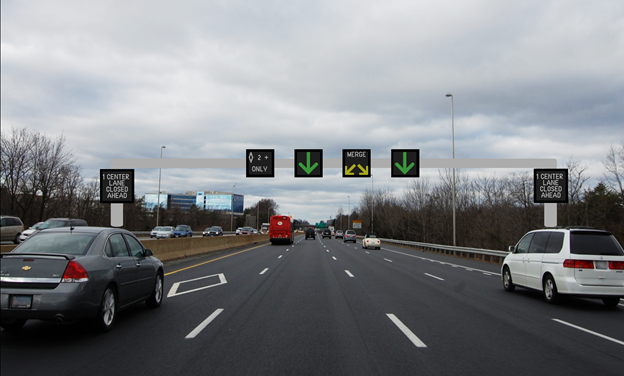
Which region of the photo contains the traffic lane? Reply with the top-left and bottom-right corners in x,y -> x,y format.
170,236 -> 388,375
326,241 -> 624,373
0,242 -> 286,376
372,241 -> 624,344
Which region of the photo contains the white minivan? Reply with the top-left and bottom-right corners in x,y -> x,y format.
502,227 -> 624,306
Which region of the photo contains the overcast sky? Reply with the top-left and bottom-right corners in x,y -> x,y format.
2,0 -> 623,224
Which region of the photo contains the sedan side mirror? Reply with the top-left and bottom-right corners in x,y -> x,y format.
144,249 -> 154,257
508,246 -> 515,253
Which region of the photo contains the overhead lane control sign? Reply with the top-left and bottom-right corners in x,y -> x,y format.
391,149 -> 420,178
534,168 -> 568,203
100,169 -> 134,203
343,149 -> 371,178
246,149 -> 275,178
295,149 -> 323,178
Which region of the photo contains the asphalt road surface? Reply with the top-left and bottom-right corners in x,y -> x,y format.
2,235 -> 623,375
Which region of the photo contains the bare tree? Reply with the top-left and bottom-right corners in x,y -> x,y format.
604,141 -> 624,201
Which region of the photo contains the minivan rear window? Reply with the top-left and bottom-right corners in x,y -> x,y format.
570,231 -> 624,256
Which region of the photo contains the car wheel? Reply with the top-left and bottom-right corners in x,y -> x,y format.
14,234 -> 20,244
502,267 -> 515,292
0,319 -> 27,331
602,297 -> 620,307
94,286 -> 117,332
146,272 -> 164,308
543,275 -> 560,304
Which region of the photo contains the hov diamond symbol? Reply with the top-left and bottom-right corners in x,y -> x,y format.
246,149 -> 274,178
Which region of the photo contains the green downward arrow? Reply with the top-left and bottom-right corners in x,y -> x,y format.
299,152 -> 318,174
395,152 -> 415,174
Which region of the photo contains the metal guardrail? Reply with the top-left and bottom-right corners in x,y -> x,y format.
379,237 -> 509,264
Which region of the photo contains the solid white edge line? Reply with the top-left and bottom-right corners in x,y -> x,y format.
260,268 -> 268,275
186,308 -> 224,339
387,314 -> 427,348
345,270 -> 354,278
424,273 -> 444,281
552,319 -> 624,346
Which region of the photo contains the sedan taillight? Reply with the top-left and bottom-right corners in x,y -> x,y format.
62,260 -> 89,282
563,259 -> 594,269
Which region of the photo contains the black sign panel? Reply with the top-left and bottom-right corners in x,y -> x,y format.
342,149 -> 371,178
391,149 -> 420,178
246,149 -> 275,178
295,149 -> 323,178
534,168 -> 568,203
100,169 -> 135,203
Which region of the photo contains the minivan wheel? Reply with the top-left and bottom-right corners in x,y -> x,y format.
602,297 -> 620,307
543,275 -> 560,304
502,267 -> 515,292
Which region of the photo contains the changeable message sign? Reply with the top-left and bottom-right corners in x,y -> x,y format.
295,149 -> 323,178
342,149 -> 371,178
391,149 -> 420,178
246,149 -> 275,178
534,168 -> 568,203
100,169 -> 134,203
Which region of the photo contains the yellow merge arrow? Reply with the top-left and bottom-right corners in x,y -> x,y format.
358,164 -> 369,175
345,165 -> 356,175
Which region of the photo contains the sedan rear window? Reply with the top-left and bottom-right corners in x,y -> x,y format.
13,233 -> 96,255
570,231 -> 624,256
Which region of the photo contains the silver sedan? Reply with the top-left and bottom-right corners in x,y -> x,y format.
0,227 -> 164,332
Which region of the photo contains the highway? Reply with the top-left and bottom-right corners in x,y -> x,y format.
2,235 -> 623,375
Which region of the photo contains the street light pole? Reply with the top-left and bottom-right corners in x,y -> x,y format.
348,196 -> 350,230
156,145 -> 166,227
230,183 -> 236,232
371,174 -> 374,233
446,93 -> 456,246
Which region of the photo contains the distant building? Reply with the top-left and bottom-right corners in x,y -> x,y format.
143,190 -> 244,214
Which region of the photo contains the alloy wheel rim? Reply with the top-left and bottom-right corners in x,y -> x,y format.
103,290 -> 115,325
155,276 -> 163,302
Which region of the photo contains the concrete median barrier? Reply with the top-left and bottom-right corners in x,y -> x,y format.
1,235 -> 270,261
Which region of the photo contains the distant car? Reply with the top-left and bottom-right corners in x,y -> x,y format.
39,218 -> 88,230
19,222 -> 44,243
344,230 -> 357,243
204,226 -> 223,236
335,230 -> 344,239
253,229 -> 259,234
363,233 -> 381,249
173,225 -> 192,238
322,229 -> 332,239
1,215 -> 25,244
0,226 -> 164,332
155,226 -> 175,239
240,227 -> 254,235
150,227 -> 162,238
305,228 -> 316,240
236,227 -> 242,235
502,227 -> 624,306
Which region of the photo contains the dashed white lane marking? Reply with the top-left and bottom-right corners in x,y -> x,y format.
425,273 -> 444,281
387,314 -> 427,348
384,249 -> 499,276
278,255 -> 283,259
365,251 -> 370,254
260,268 -> 268,275
332,256 -> 337,261
384,258 -> 393,263
345,270 -> 354,278
553,319 -> 624,346
186,309 -> 224,339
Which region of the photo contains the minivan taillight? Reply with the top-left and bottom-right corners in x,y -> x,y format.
563,260 -> 594,269
609,261 -> 624,270
62,260 -> 89,282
